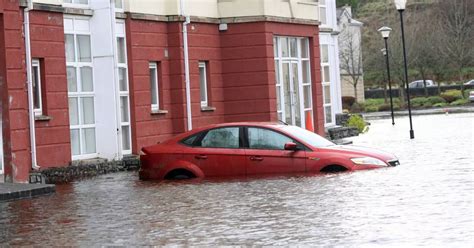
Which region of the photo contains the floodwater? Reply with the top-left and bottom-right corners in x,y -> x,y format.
1,113 -> 473,246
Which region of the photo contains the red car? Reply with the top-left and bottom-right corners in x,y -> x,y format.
139,122 -> 399,180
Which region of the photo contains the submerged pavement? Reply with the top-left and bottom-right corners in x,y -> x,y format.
0,183 -> 55,202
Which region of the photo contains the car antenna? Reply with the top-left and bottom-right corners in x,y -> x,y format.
278,120 -> 289,125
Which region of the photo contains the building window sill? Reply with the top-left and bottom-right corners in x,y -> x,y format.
151,109 -> 168,115
201,106 -> 216,112
35,115 -> 52,121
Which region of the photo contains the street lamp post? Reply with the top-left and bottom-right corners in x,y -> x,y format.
394,0 -> 415,139
378,26 -> 395,125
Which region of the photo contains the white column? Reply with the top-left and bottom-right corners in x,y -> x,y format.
90,0 -> 120,160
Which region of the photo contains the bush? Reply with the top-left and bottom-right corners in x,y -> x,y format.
342,96 -> 356,108
410,97 -> 428,108
464,90 -> 472,99
440,90 -> 463,103
423,102 -> 433,108
433,102 -> 448,107
365,105 -> 379,112
450,98 -> 469,106
347,115 -> 367,133
427,96 -> 446,105
378,103 -> 400,111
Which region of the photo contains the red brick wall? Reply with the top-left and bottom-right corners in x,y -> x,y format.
29,10 -> 71,168
0,2 -> 31,182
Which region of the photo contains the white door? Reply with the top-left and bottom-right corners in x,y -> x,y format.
282,61 -> 303,127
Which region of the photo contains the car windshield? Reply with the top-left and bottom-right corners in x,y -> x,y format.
280,125 -> 335,148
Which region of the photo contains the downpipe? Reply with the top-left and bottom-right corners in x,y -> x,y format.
24,0 -> 40,171
180,0 -> 192,131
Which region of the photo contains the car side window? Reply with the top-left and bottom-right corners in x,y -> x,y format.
182,133 -> 199,146
200,127 -> 240,148
248,127 -> 293,150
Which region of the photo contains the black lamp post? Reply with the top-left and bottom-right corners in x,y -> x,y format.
378,26 -> 395,125
395,0 -> 414,139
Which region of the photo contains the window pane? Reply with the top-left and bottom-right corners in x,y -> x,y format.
300,39 -> 309,58
120,96 -> 129,122
70,129 -> 80,155
122,125 -> 131,150
119,68 -> 128,91
69,97 -> 79,125
302,61 -> 310,84
248,128 -> 292,150
276,85 -> 281,111
323,66 -> 330,82
281,37 -> 289,57
321,45 -> 329,63
201,127 -> 239,148
67,67 -> 77,92
77,35 -> 91,62
32,65 -> 41,110
325,106 -> 332,124
115,0 -> 123,8
77,0 -> 88,4
290,38 -> 297,57
81,67 -> 93,92
292,63 -> 301,127
117,37 -> 126,64
64,0 -> 72,3
81,97 -> 95,124
199,65 -> 207,104
283,63 -> 291,124
320,7 -> 327,25
274,60 -> 280,85
149,66 -> 158,106
82,128 -> 96,154
324,85 -> 331,104
65,34 -> 75,62
304,85 -> 312,108
273,37 -> 278,58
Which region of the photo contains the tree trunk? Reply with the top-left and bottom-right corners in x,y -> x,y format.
353,84 -> 358,102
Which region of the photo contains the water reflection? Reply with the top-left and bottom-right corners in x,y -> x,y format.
0,113 -> 473,246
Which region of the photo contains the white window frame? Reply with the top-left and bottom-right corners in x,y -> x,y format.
199,62 -> 208,107
32,59 -> 43,116
65,16 -> 97,160
149,62 -> 160,111
274,36 -> 313,129
116,20 -> 132,155
321,44 -> 333,126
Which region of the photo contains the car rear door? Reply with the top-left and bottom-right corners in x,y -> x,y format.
191,127 -> 246,177
244,127 -> 306,176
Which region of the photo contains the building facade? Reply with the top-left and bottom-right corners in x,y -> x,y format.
1,0 -> 330,183
337,5 -> 364,103
318,0 -> 342,127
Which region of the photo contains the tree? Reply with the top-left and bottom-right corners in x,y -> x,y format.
339,28 -> 364,100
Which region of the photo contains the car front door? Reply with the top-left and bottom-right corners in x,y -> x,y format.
244,127 -> 306,176
191,127 -> 246,177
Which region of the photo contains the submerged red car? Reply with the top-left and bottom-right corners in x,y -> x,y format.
139,122 -> 399,180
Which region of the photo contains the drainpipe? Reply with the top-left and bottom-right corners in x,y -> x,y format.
180,0 -> 192,130
24,0 -> 40,171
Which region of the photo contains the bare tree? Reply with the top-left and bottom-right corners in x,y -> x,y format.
339,29 -> 364,100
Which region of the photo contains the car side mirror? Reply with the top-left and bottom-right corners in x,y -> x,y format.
284,142 -> 298,151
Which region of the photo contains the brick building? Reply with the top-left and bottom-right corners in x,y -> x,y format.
0,0 -> 331,183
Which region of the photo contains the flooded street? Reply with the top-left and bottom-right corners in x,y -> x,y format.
1,113 -> 473,246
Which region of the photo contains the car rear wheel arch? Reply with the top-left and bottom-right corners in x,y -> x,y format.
320,164 -> 349,173
164,168 -> 196,180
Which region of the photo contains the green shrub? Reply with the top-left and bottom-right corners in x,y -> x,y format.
378,102 -> 400,111
347,115 -> 367,133
423,102 -> 433,108
411,97 -> 428,108
440,90 -> 463,103
365,105 -> 379,112
464,90 -> 472,99
433,102 -> 448,108
364,98 -> 385,106
450,98 -> 469,106
427,96 -> 446,105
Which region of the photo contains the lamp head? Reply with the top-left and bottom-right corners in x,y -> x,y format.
378,26 -> 392,39
394,0 -> 407,10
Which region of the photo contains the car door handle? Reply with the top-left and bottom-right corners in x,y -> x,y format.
250,156 -> 264,161
195,155 -> 208,160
